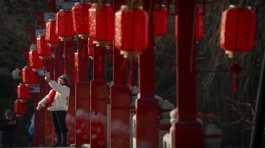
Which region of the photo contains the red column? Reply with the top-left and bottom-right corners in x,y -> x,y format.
75,38 -> 88,83
136,1 -> 160,148
110,1 -> 130,147
63,38 -> 75,85
110,48 -> 130,148
90,44 -> 109,148
63,38 -> 76,145
42,57 -> 56,145
173,0 -> 203,147
54,43 -> 64,79
33,78 -> 46,146
75,37 -> 90,146
75,82 -> 91,146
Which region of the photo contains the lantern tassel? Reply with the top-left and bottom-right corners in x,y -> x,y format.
230,63 -> 241,94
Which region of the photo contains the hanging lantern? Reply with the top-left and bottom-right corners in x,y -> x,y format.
17,83 -> 31,101
29,50 -> 43,69
47,0 -> 57,12
195,4 -> 204,42
175,4 -> 204,42
115,5 -> 149,57
35,11 -> 45,28
14,99 -> 27,117
74,52 -> 80,82
230,63 -> 241,93
45,19 -> 60,44
88,3 -> 114,43
72,2 -> 91,36
22,66 -> 38,84
37,35 -> 52,57
153,4 -> 168,37
87,38 -> 94,58
56,9 -> 74,40
220,5 -> 256,52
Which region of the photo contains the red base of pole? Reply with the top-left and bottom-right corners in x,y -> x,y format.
32,93 -> 45,146
44,111 -> 55,145
110,84 -> 130,148
136,98 -> 159,148
75,82 -> 91,146
173,120 -> 203,148
90,80 -> 109,148
65,95 -> 76,145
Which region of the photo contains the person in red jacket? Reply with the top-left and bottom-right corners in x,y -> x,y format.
37,72 -> 70,147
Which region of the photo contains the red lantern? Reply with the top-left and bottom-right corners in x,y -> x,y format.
29,50 -> 43,69
56,9 -> 74,38
87,38 -> 94,57
153,5 -> 168,37
17,83 -> 31,101
115,5 -> 149,55
45,19 -> 60,44
88,3 -> 114,42
72,2 -> 91,35
35,11 -> 45,28
195,4 -> 204,41
175,4 -> 204,42
47,0 -> 57,12
37,35 -> 52,57
22,66 -> 38,84
14,100 -> 27,117
220,5 -> 256,52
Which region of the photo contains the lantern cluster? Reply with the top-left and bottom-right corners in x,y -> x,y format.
115,5 -> 149,57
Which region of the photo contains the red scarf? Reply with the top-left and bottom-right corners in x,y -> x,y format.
46,89 -> 56,107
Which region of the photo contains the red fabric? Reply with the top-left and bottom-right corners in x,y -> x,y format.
46,89 -> 56,107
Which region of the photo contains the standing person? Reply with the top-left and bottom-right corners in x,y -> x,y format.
36,72 -> 70,147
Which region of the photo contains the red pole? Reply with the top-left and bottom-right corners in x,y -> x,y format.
75,38 -> 88,83
173,0 -> 203,147
110,1 -> 130,148
42,57 -> 55,145
136,1 -> 160,148
53,43 -> 64,79
110,50 -> 130,148
90,44 -> 109,148
75,37 -> 90,146
63,38 -> 76,145
63,38 -> 75,85
33,77 -> 46,146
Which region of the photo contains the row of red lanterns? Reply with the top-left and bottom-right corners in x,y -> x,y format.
36,2 -> 169,59
15,65 -> 40,117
